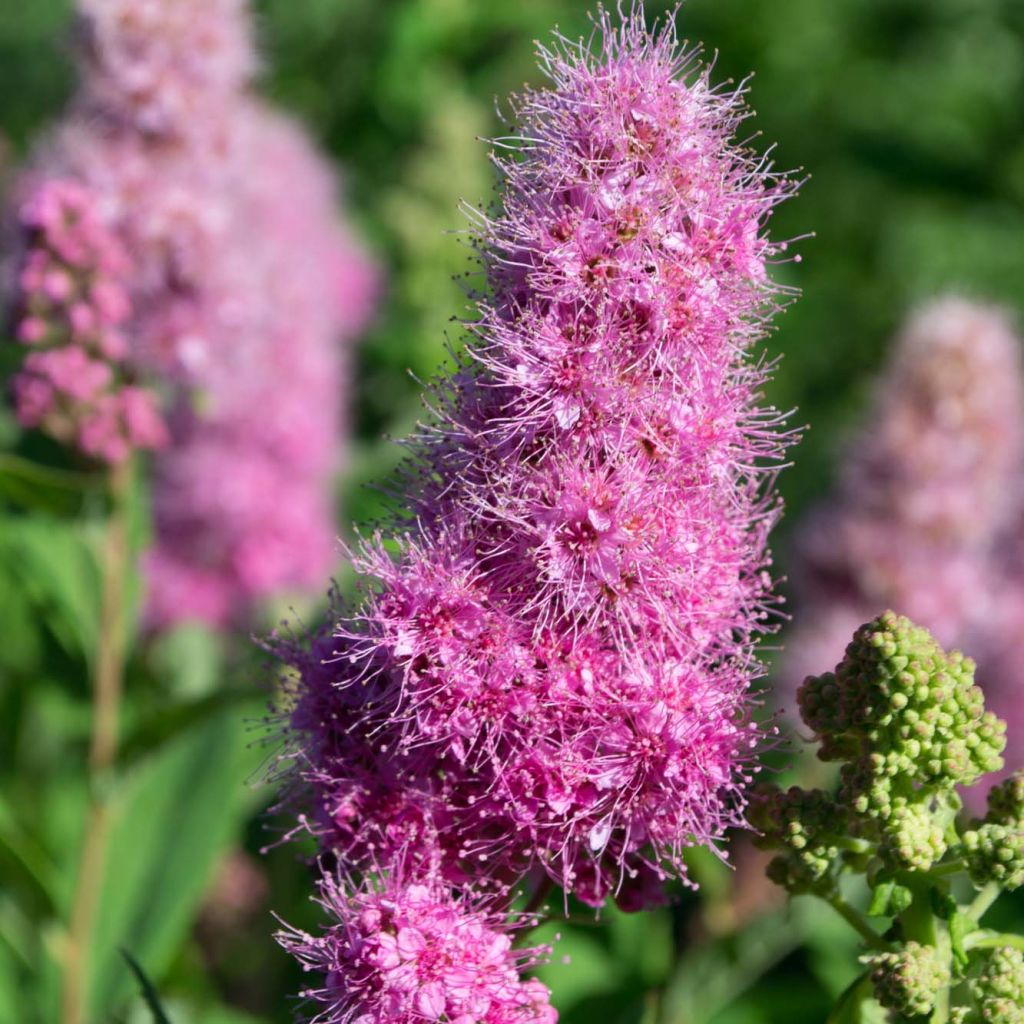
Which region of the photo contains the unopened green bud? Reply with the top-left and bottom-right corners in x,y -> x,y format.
796,669 -> 846,739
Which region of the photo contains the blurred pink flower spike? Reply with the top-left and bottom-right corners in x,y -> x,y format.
784,296 -> 1024,793
5,0 -> 379,623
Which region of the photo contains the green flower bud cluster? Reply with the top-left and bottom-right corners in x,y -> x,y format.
962,825 -> 1023,891
748,785 -> 845,894
759,614 -> 1024,1024
760,613 -> 1008,894
865,941 -> 949,1018
880,801 -> 947,873
986,772 -> 1024,826
798,611 -> 1005,807
963,947 -> 1024,1024
962,770 -> 1024,891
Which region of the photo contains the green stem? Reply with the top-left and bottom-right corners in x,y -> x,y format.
933,937 -> 954,1019
827,895 -> 892,951
965,882 -> 1000,925
930,860 -> 967,878
61,460 -> 132,1024
899,879 -> 950,1024
964,930 -> 1024,953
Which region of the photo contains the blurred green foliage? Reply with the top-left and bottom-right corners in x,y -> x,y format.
1,0 -> 1023,1021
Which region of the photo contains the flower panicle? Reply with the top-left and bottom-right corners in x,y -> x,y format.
281,0 -> 797,916
275,4 -> 799,1018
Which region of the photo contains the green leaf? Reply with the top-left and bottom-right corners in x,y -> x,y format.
0,891 -> 38,969
0,454 -> 94,516
888,885 -> 913,916
0,795 -> 60,913
124,999 -> 264,1024
0,564 -> 45,674
84,708 -> 259,1018
867,878 -> 912,918
532,925 -> 620,1014
608,903 -> 673,986
0,942 -> 22,1024
867,879 -> 894,918
948,911 -> 971,970
147,624 -> 224,700
0,517 -> 101,661
661,904 -> 814,1022
130,1004 -> 262,1024
121,950 -> 173,1024
118,689 -> 252,771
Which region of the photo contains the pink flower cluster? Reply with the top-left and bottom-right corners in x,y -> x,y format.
6,0 -> 376,624
277,3 -> 795,954
784,296 -> 1024,783
277,875 -> 556,1024
8,178 -> 166,462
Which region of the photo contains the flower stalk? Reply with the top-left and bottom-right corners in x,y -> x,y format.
61,458 -> 132,1024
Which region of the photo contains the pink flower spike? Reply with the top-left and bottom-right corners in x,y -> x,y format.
277,0 -> 798,915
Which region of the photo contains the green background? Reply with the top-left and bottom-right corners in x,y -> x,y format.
1,1 -> 1023,1021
